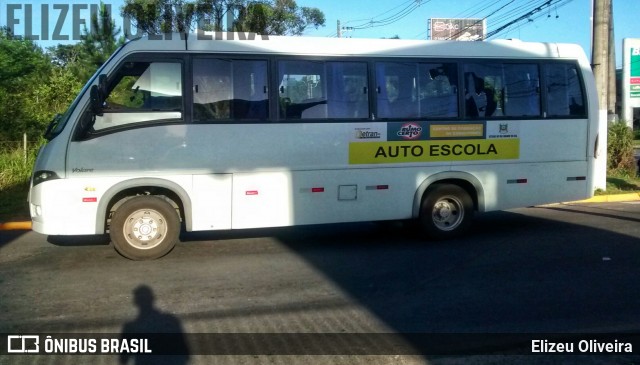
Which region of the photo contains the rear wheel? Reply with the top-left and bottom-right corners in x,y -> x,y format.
110,196 -> 180,260
419,184 -> 473,239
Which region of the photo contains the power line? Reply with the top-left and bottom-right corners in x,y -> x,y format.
430,0 -> 574,41
347,0 -> 431,31
415,0 -> 508,39
415,0 -> 547,40
343,0 -> 416,25
351,3 -> 421,30
486,0 -> 575,39
454,0 -> 509,19
336,0 -> 576,41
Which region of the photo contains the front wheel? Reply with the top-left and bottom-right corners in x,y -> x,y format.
110,196 -> 180,260
419,184 -> 474,240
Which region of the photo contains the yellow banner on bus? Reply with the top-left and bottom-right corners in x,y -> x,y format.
349,138 -> 519,164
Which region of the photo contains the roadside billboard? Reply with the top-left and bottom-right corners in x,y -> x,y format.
429,18 -> 486,41
622,38 -> 640,124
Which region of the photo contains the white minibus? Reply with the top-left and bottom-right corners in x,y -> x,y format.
29,33 -> 600,259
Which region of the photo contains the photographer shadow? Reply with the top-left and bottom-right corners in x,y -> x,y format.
120,285 -> 190,365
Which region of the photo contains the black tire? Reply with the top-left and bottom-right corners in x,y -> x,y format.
419,184 -> 474,240
110,196 -> 180,260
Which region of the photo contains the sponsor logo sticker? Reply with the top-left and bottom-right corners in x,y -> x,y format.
396,123 -> 423,140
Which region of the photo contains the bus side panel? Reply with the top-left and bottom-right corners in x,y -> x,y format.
465,161 -> 589,212
450,118 -> 590,211
231,172 -> 293,229
190,174 -> 233,231
231,168 -> 421,229
516,119 -> 589,163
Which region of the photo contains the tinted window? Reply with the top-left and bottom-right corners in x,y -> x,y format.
278,60 -> 369,120
418,63 -> 458,118
193,59 -> 268,121
463,63 -> 540,118
376,62 -> 417,119
545,63 -> 586,117
376,62 -> 458,119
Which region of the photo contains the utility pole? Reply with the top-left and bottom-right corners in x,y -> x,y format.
591,0 -> 611,191
337,20 -> 341,38
607,0 -> 617,118
591,0 -> 610,118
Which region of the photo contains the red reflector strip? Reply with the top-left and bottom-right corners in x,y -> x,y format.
567,176 -> 587,181
507,179 -> 528,184
82,197 -> 97,203
366,185 -> 389,190
311,187 -> 325,193
245,190 -> 259,196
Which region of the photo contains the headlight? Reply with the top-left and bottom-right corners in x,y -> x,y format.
32,170 -> 60,186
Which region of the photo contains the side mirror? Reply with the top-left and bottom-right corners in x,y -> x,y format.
44,113 -> 63,140
90,85 -> 103,116
98,74 -> 107,100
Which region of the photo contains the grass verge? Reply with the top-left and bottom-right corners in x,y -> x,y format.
0,148 -> 36,222
597,174 -> 640,195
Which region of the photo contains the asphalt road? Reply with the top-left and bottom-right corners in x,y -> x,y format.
1,201 -> 640,364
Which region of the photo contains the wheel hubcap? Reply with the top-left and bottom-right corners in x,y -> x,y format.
123,209 -> 167,250
432,196 -> 464,231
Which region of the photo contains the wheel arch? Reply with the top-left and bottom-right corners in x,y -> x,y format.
412,171 -> 485,218
95,178 -> 192,234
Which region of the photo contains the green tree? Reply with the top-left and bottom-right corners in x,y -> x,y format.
48,43 -> 84,68
0,27 -> 53,140
121,0 -> 324,36
82,3 -> 124,65
76,2 -> 124,82
49,2 -> 123,82
184,0 -> 237,32
234,0 -> 324,35
122,0 -> 200,34
0,3 -> 123,142
0,28 -> 50,85
24,66 -> 83,137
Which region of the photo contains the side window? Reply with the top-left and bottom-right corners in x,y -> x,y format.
376,62 -> 458,119
463,63 -> 502,118
545,63 -> 586,117
193,58 -> 268,121
279,60 -> 326,119
418,63 -> 458,118
463,63 -> 541,118
503,64 -> 540,117
278,60 -> 369,120
327,62 -> 369,119
376,62 -> 418,119
95,61 -> 183,131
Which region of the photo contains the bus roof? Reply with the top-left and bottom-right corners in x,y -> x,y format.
122,32 -> 587,60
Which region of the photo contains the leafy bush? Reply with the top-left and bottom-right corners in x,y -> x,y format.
0,147 -> 37,191
607,120 -> 637,176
